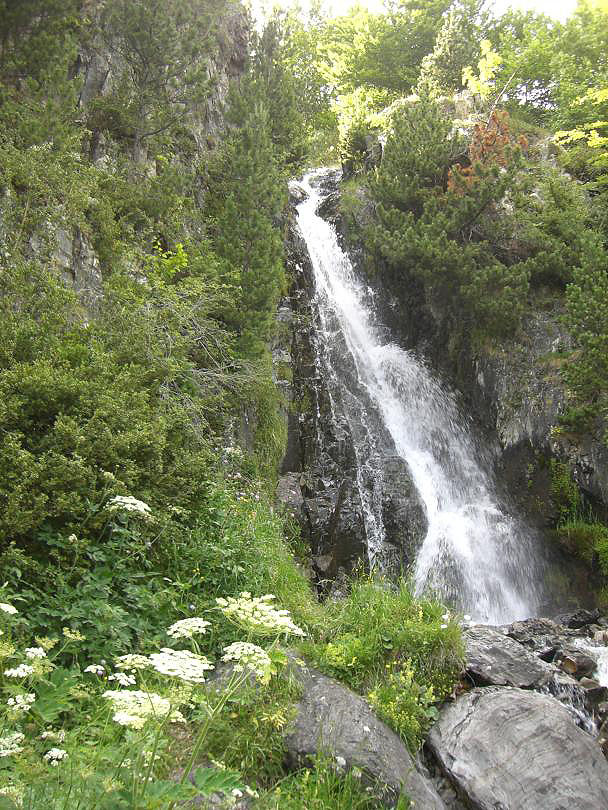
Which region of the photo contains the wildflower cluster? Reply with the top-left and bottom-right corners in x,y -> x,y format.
84,664 -> 105,675
44,747 -> 68,766
107,495 -> 152,518
148,648 -> 213,683
4,664 -> 34,679
103,690 -> 185,730
0,732 -> 24,757
166,618 -> 211,639
216,593 -> 306,638
25,647 -> 46,659
115,654 -> 150,671
221,642 -> 273,682
0,604 -> 18,616
7,693 -> 35,713
108,672 -> 136,687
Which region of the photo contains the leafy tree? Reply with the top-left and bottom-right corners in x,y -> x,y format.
416,0 -> 485,97
0,252 -> 237,545
0,0 -> 79,82
564,234 -> 608,423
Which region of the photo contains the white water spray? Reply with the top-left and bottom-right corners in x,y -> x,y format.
295,170 -> 545,624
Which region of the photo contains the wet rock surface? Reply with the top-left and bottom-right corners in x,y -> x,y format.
464,625 -> 552,688
286,660 -> 446,809
282,176 -> 427,582
427,686 -> 608,810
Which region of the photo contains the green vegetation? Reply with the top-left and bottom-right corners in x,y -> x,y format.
3,0 -> 608,805
257,753 -> 412,809
303,578 -> 464,751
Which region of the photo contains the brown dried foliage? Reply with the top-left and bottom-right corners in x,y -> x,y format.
448,110 -> 528,193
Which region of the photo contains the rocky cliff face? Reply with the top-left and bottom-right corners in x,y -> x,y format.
32,5 -> 249,308
335,176 -> 608,516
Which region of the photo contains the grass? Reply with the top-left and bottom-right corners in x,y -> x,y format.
256,754 -> 412,809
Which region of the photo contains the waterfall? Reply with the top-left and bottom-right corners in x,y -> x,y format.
294,169 -> 545,624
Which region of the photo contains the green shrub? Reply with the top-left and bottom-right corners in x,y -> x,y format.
553,520 -> 608,564
368,661 -> 438,752
549,460 -> 583,523
303,577 -> 464,735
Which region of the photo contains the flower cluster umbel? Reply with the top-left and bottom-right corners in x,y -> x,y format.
216,593 -> 306,638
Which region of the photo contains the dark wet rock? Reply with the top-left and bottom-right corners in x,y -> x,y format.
579,678 -> 608,706
276,473 -> 305,522
555,608 -> 601,629
464,625 -> 552,688
316,190 -> 340,226
286,661 -> 446,809
427,686 -> 608,810
289,182 -> 308,206
506,617 -> 566,661
555,647 -> 597,679
284,197 -> 427,580
380,455 -> 427,573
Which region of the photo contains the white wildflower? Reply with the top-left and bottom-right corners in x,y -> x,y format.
0,732 -> 24,757
107,495 -> 151,518
43,748 -> 68,766
166,618 -> 211,639
148,648 -> 213,684
216,593 -> 305,638
115,654 -> 150,671
221,642 -> 273,682
441,613 -> 450,621
0,604 -> 18,616
0,784 -> 24,807
110,668 -> 139,685
84,664 -> 105,675
112,710 -> 145,729
40,730 -> 65,742
4,664 -> 34,678
440,624 -> 448,630
24,647 -> 46,659
463,614 -> 472,622
103,689 -> 184,727
7,693 -> 35,713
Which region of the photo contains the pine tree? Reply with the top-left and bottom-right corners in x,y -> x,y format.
205,91 -> 285,358
565,234 -> 608,418
369,98 -> 529,335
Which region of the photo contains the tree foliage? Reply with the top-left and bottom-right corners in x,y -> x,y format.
369,99 -> 529,336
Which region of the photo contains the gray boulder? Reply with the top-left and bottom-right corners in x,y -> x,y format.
464,625 -> 553,688
286,662 -> 446,808
428,687 -> 608,810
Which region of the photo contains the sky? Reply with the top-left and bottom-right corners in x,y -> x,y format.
324,0 -> 579,20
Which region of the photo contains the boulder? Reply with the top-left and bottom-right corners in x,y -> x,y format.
554,647 -> 597,679
276,473 -> 305,522
286,662 -> 446,809
427,687 -> 608,810
554,608 -> 601,629
506,617 -> 566,661
464,625 -> 552,688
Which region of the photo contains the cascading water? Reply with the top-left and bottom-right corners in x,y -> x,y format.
294,169 -> 546,624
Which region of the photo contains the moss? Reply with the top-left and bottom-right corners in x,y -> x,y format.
549,460 -> 583,523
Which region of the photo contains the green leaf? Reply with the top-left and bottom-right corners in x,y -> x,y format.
192,766 -> 246,797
